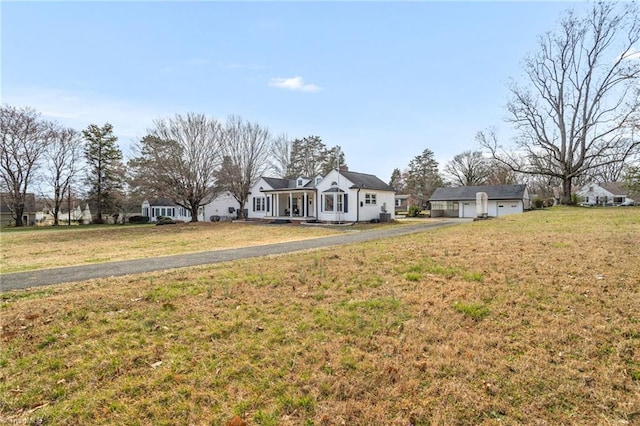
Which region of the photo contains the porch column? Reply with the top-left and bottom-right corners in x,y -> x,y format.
303,192 -> 307,217
289,193 -> 293,217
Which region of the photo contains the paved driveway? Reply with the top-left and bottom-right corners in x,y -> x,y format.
1,220 -> 467,292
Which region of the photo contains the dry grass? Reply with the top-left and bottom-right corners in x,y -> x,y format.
0,222 -> 346,273
1,207 -> 639,425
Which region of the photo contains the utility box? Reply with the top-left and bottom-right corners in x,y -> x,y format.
379,213 -> 391,223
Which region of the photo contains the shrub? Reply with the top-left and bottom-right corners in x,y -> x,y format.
407,205 -> 422,217
129,215 -> 150,224
533,197 -> 544,209
156,216 -> 177,226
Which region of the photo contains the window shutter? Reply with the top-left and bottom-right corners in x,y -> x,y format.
253,197 -> 256,212
267,197 -> 270,212
344,194 -> 348,213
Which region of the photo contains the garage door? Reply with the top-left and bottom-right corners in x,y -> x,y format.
460,202 -> 476,218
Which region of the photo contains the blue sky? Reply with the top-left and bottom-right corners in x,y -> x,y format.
2,1 -> 579,181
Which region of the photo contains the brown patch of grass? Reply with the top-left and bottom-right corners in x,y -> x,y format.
0,222 -> 345,273
1,207 -> 639,424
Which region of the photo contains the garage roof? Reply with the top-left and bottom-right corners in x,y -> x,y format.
429,184 -> 528,201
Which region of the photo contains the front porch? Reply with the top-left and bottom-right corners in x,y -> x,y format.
263,190 -> 317,221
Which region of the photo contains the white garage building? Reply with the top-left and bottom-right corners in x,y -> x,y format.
429,184 -> 530,218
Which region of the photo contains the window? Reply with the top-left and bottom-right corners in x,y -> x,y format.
365,193 -> 377,205
324,194 -> 334,211
254,197 -> 266,211
323,194 -> 346,212
431,201 -> 457,210
297,179 -> 303,186
395,199 -> 401,207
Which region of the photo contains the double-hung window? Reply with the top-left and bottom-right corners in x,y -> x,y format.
365,193 -> 377,205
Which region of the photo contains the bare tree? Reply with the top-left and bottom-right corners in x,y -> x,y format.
444,150 -> 491,186
480,2 -> 640,204
0,105 -> 50,226
43,124 -> 84,225
269,133 -> 293,178
217,115 -> 273,219
129,113 -> 224,222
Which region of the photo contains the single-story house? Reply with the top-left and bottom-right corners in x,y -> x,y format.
1,192 -> 37,227
394,194 -> 411,212
142,192 -> 240,223
429,184 -> 530,218
247,169 -> 396,223
575,182 -> 635,206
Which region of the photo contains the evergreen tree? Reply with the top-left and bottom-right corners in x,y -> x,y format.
389,168 -> 405,193
405,149 -> 444,206
83,123 -> 124,224
289,136 -> 346,177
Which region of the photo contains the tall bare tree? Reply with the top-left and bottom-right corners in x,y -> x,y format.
269,133 -> 293,178
43,124 -> 84,225
217,115 -> 272,219
444,150 -> 491,186
480,2 -> 640,204
129,113 -> 224,222
0,105 -> 50,226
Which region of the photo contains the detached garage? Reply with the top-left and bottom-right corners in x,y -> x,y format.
429,184 -> 530,218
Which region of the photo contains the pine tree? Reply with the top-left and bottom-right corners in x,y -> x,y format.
83,123 -> 124,224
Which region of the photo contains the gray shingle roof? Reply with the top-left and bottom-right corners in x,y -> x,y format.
148,198 -> 178,206
599,182 -> 628,195
0,193 -> 37,213
262,177 -> 315,190
429,184 -> 528,201
340,171 -> 394,192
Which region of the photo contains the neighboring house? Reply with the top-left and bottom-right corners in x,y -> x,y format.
36,204 -> 93,225
394,194 -> 411,212
0,193 -> 37,227
141,192 -> 240,223
247,169 -> 396,223
575,182 -> 635,206
429,184 -> 530,218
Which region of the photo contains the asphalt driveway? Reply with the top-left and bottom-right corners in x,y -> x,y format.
1,220 -> 467,292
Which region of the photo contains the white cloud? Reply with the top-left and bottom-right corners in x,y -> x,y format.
268,76 -> 321,92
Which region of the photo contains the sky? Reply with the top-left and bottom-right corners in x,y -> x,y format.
1,1 -> 583,181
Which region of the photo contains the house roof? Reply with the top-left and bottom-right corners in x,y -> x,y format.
261,177 -> 315,191
0,193 -> 37,213
429,184 -> 528,201
147,198 -> 178,207
340,170 -> 394,192
260,171 -> 393,192
598,182 -> 628,196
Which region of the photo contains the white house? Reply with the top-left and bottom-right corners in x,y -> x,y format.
142,192 -> 240,223
429,184 -> 530,218
247,169 -> 396,223
575,182 -> 635,206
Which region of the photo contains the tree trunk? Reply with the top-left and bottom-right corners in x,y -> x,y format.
561,177 -> 573,205
190,205 -> 199,223
15,205 -> 24,227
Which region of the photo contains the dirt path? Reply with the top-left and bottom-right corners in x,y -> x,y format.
0,220 -> 466,291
